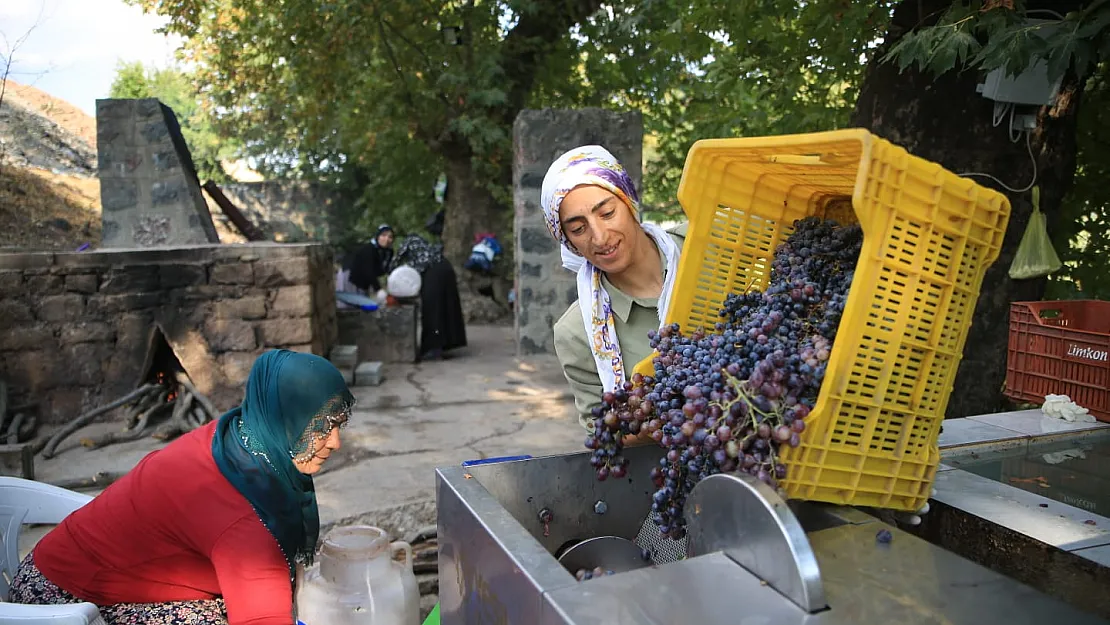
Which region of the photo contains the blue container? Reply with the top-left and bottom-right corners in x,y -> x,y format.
461,455 -> 532,467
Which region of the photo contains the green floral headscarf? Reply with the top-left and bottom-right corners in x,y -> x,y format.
211,350 -> 355,576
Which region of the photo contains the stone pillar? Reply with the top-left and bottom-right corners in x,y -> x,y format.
512,108 -> 644,355
96,98 -> 220,247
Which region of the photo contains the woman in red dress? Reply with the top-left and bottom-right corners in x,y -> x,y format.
9,349 -> 355,625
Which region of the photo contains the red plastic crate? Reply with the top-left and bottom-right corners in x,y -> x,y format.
1005,300 -> 1110,422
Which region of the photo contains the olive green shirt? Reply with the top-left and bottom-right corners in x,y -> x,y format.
553,223 -> 688,430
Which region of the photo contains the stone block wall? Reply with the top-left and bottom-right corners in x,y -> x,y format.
336,305 -> 419,364
205,181 -> 341,243
96,98 -> 220,247
512,108 -> 644,355
0,243 -> 337,425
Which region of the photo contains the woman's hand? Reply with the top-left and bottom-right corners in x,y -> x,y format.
621,430 -> 655,447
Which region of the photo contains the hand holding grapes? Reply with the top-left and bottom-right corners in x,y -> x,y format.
622,430 -> 654,447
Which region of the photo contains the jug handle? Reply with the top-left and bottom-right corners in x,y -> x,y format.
391,540 -> 413,569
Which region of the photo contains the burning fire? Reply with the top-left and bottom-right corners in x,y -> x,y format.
156,371 -> 178,402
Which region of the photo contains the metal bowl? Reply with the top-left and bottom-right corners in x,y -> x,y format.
556,536 -> 653,575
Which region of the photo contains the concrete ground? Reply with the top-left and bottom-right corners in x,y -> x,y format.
20,325 -> 586,550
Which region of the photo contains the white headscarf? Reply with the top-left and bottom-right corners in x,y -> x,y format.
540,145 -> 681,393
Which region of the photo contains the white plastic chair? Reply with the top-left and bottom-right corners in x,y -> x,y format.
0,478 -> 103,624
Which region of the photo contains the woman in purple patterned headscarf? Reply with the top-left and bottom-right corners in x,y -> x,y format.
541,145 -> 683,437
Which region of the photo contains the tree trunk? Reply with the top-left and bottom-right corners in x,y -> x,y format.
440,152 -> 507,270
851,0 -> 1087,418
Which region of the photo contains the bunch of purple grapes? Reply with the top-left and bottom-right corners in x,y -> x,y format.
585,217 -> 864,539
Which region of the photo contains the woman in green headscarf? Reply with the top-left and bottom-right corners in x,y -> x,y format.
10,350 -> 355,625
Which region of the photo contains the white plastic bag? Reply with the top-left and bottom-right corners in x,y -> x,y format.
387,265 -> 422,298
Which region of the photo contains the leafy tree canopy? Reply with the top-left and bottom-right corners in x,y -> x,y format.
885,0 -> 1110,82
109,60 -> 238,182
880,0 -> 1110,299
126,0 -> 892,238
126,0 -> 1110,300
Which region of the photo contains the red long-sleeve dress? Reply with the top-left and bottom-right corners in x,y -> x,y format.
32,421 -> 294,624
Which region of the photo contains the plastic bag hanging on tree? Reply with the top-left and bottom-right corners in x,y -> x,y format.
1008,186 -> 1063,280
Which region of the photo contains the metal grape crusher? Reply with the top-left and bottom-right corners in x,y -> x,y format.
436,444 -> 1106,625
435,131 -> 1108,624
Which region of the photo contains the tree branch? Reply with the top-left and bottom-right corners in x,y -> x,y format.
373,6 -> 434,147
496,0 -> 606,124
379,16 -> 437,83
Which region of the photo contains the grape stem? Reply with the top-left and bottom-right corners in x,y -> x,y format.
726,375 -> 781,422
767,445 -> 780,472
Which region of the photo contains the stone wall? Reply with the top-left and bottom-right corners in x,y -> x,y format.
0,243 -> 337,425
96,98 -> 220,247
512,108 -> 644,355
205,181 -> 341,244
336,305 -> 419,364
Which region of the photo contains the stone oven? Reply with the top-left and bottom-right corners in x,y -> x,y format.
0,243 -> 337,426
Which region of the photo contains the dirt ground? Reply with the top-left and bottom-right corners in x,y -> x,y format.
2,80 -> 98,148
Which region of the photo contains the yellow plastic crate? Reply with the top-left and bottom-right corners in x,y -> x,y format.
634,129 -> 1011,512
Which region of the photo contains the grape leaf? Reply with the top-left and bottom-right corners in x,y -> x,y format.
926,28 -> 982,75
1077,5 -> 1110,39
883,31 -> 928,73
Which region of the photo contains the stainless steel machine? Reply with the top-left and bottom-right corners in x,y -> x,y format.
436,445 -> 1109,624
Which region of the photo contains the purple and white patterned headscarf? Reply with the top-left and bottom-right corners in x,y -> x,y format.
540,145 -> 681,393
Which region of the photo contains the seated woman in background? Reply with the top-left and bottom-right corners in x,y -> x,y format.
9,350 -> 356,625
392,233 -> 468,361
347,224 -> 396,296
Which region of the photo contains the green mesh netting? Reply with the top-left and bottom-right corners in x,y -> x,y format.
1009,186 -> 1063,281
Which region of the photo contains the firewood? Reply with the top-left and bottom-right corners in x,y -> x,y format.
183,404 -> 202,429
170,391 -> 196,430
175,372 -> 219,419
0,379 -> 8,432
6,412 -> 24,445
42,383 -> 159,458
80,391 -> 170,450
124,385 -> 164,431
17,414 -> 36,444
150,422 -> 183,441
151,396 -> 190,441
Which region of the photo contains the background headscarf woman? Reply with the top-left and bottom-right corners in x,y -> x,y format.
372,224 -> 396,271
391,233 -> 446,274
388,233 -> 468,360
540,146 -> 682,393
212,350 -> 356,573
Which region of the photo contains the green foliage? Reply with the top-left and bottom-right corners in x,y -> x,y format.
521,0 -> 895,219
1046,60 -> 1110,299
880,1 -> 1110,303
123,0 -> 896,244
109,61 -> 236,182
126,0 -> 615,245
884,1 -> 1110,83
120,0 -> 1110,305
620,1 -> 895,218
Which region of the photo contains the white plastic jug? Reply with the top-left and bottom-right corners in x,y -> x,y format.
295,525 -> 420,625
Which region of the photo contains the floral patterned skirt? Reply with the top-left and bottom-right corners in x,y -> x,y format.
9,552 -> 228,625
